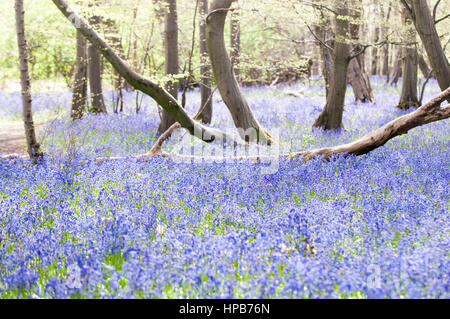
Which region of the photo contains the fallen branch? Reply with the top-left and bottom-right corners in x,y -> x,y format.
94,88 -> 449,165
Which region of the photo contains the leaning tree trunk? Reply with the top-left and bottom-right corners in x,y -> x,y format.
71,29 -> 88,120
199,0 -> 213,124
14,0 -> 43,160
405,0 -> 450,95
397,8 -> 419,109
207,0 -> 271,143
313,5 -> 350,130
52,0 -> 242,146
230,5 -> 241,82
158,0 -> 180,134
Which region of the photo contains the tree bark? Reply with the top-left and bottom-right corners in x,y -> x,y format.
158,0 -> 180,134
404,0 -> 450,94
51,0 -> 241,145
207,0 -> 271,143
397,8 -> 419,109
14,0 -> 43,161
71,30 -> 88,120
199,0 -> 213,124
313,5 -> 351,130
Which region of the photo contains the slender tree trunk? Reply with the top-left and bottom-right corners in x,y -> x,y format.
371,26 -> 379,75
71,30 -> 88,120
88,42 -> 107,113
87,12 -> 106,114
158,0 -> 179,134
313,13 -> 333,98
397,8 -> 419,109
380,2 -> 391,80
405,0 -> 450,94
199,0 -> 213,124
207,0 -> 271,143
230,5 -> 240,81
313,5 -> 350,130
15,0 -> 43,160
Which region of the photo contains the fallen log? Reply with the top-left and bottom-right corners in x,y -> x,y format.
96,87 -> 449,164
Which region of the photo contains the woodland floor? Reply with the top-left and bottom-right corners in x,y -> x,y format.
0,122 -> 44,155
0,123 -> 27,155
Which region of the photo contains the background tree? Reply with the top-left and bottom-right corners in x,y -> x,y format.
87,3 -> 107,114
347,2 -> 373,103
158,0 -> 180,134
15,0 -> 43,160
397,7 -> 419,109
313,2 -> 351,130
71,30 -> 88,120
199,0 -> 213,124
401,0 -> 450,94
230,3 -> 241,82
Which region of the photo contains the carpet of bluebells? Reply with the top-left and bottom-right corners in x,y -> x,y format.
0,77 -> 449,298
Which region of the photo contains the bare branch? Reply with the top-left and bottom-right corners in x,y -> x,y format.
435,14 -> 450,24
433,0 -> 441,21
305,23 -> 333,52
400,0 -> 415,21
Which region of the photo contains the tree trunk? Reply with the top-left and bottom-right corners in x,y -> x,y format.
230,5 -> 240,81
199,0 -> 213,124
88,43 -> 107,113
347,5 -> 373,103
390,49 -> 403,85
313,5 -> 350,130
14,0 -> 43,160
71,30 -> 88,120
313,13 -> 333,98
158,0 -> 180,134
397,8 -> 419,109
207,0 -> 271,143
418,52 -> 433,78
348,56 -> 373,102
380,2 -> 391,80
370,26 -> 379,75
87,12 -> 106,114
52,0 -> 242,146
406,0 -> 450,94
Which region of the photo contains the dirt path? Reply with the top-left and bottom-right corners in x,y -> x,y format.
0,123 -> 27,155
0,122 -> 44,156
